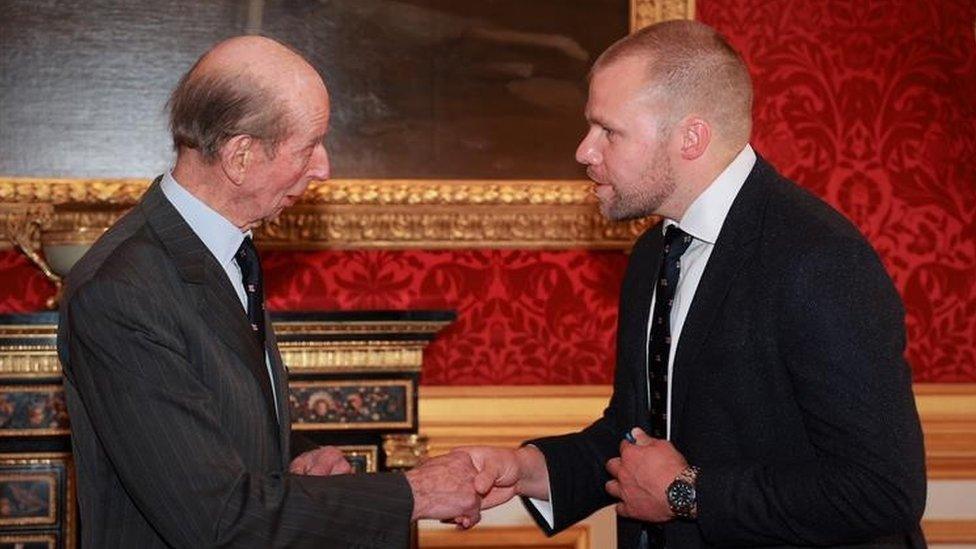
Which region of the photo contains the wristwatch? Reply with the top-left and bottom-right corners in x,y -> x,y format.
666,465 -> 700,519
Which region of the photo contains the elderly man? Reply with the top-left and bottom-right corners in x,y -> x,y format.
462,20 -> 926,548
58,36 -> 482,548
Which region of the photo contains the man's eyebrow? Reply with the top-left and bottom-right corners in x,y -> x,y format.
587,114 -> 614,129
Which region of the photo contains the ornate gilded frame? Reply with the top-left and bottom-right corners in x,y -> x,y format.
0,452 -> 75,548
0,0 -> 692,251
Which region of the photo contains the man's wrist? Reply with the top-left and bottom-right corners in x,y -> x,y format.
666,465 -> 699,519
515,445 -> 549,500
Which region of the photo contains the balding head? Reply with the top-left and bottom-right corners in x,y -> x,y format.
168,35 -> 328,162
592,20 -> 753,150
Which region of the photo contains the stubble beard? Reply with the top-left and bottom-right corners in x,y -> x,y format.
601,147 -> 677,222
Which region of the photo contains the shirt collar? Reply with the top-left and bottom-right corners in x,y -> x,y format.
160,171 -> 249,269
665,144 -> 756,244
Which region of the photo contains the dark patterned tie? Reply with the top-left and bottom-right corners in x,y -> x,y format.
648,225 -> 693,440
645,225 -> 693,549
236,236 -> 266,348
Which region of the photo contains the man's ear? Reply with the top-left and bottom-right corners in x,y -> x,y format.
220,134 -> 253,186
678,117 -> 711,161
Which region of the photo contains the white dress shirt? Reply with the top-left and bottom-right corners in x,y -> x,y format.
160,172 -> 280,422
530,145 -> 757,527
654,144 -> 755,440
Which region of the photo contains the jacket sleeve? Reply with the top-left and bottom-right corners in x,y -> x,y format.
696,237 -> 926,545
519,229 -> 660,535
66,276 -> 413,548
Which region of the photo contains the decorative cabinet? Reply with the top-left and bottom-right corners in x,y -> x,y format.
0,310 -> 454,548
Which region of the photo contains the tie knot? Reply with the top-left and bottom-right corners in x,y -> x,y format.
663,225 -> 693,260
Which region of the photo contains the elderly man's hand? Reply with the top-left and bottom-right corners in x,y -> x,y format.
405,451 -> 483,527
289,446 -> 353,476
605,428 -> 687,522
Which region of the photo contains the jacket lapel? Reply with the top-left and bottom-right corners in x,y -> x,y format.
140,182 -> 279,427
622,225 -> 665,433
265,314 -> 292,467
669,159 -> 771,437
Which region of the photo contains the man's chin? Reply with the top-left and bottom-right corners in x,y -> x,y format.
600,203 -> 647,223
599,202 -> 625,222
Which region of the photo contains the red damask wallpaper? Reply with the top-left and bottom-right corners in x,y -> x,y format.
698,0 -> 976,380
262,250 -> 628,384
0,0 -> 973,383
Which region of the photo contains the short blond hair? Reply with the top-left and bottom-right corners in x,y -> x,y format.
593,20 -> 753,146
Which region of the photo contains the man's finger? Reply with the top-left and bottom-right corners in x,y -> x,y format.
330,459 -> 353,475
630,427 -> 653,446
290,455 -> 310,474
605,479 -> 621,499
474,469 -> 495,495
606,457 -> 621,478
481,486 -> 516,509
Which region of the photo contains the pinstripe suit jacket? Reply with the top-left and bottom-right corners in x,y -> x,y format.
57,179 -> 413,548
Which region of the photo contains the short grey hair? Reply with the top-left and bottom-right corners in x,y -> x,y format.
167,51 -> 292,162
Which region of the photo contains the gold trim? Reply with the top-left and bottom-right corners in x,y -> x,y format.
0,350 -> 61,378
630,0 -> 696,31
0,317 -> 450,376
289,379 -> 414,431
0,177 -> 653,250
922,519 -> 976,543
418,384 -> 976,480
0,472 -> 57,526
419,525 -> 589,548
0,533 -> 57,548
280,343 -> 426,373
0,385 -> 70,437
338,445 -> 378,473
273,320 -> 452,336
382,434 -> 429,469
915,384 -> 976,479
0,324 -> 58,337
0,452 -> 74,549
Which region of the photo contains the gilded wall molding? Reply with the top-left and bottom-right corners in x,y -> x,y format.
0,177 -> 654,250
922,519 -> 976,544
418,384 -> 976,480
419,525 -> 589,548
630,0 -> 696,31
0,316 -> 449,376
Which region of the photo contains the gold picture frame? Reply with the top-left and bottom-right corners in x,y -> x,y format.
0,0 -> 691,253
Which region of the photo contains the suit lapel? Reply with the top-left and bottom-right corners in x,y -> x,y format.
629,226 -> 665,433
670,160 -> 771,437
140,183 -> 279,426
265,314 -> 292,467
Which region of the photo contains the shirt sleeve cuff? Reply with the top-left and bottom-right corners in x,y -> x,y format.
526,475 -> 555,529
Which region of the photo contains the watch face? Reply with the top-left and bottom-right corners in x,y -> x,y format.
667,480 -> 696,513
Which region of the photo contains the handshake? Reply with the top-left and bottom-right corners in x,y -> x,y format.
289,444 -> 551,526
401,445 -> 551,527
290,427 -> 690,526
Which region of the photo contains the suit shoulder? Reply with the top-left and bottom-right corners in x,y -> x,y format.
760,173 -> 875,256
68,223 -> 176,304
755,172 -> 898,300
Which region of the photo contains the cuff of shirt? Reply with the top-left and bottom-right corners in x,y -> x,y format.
526,485 -> 555,528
